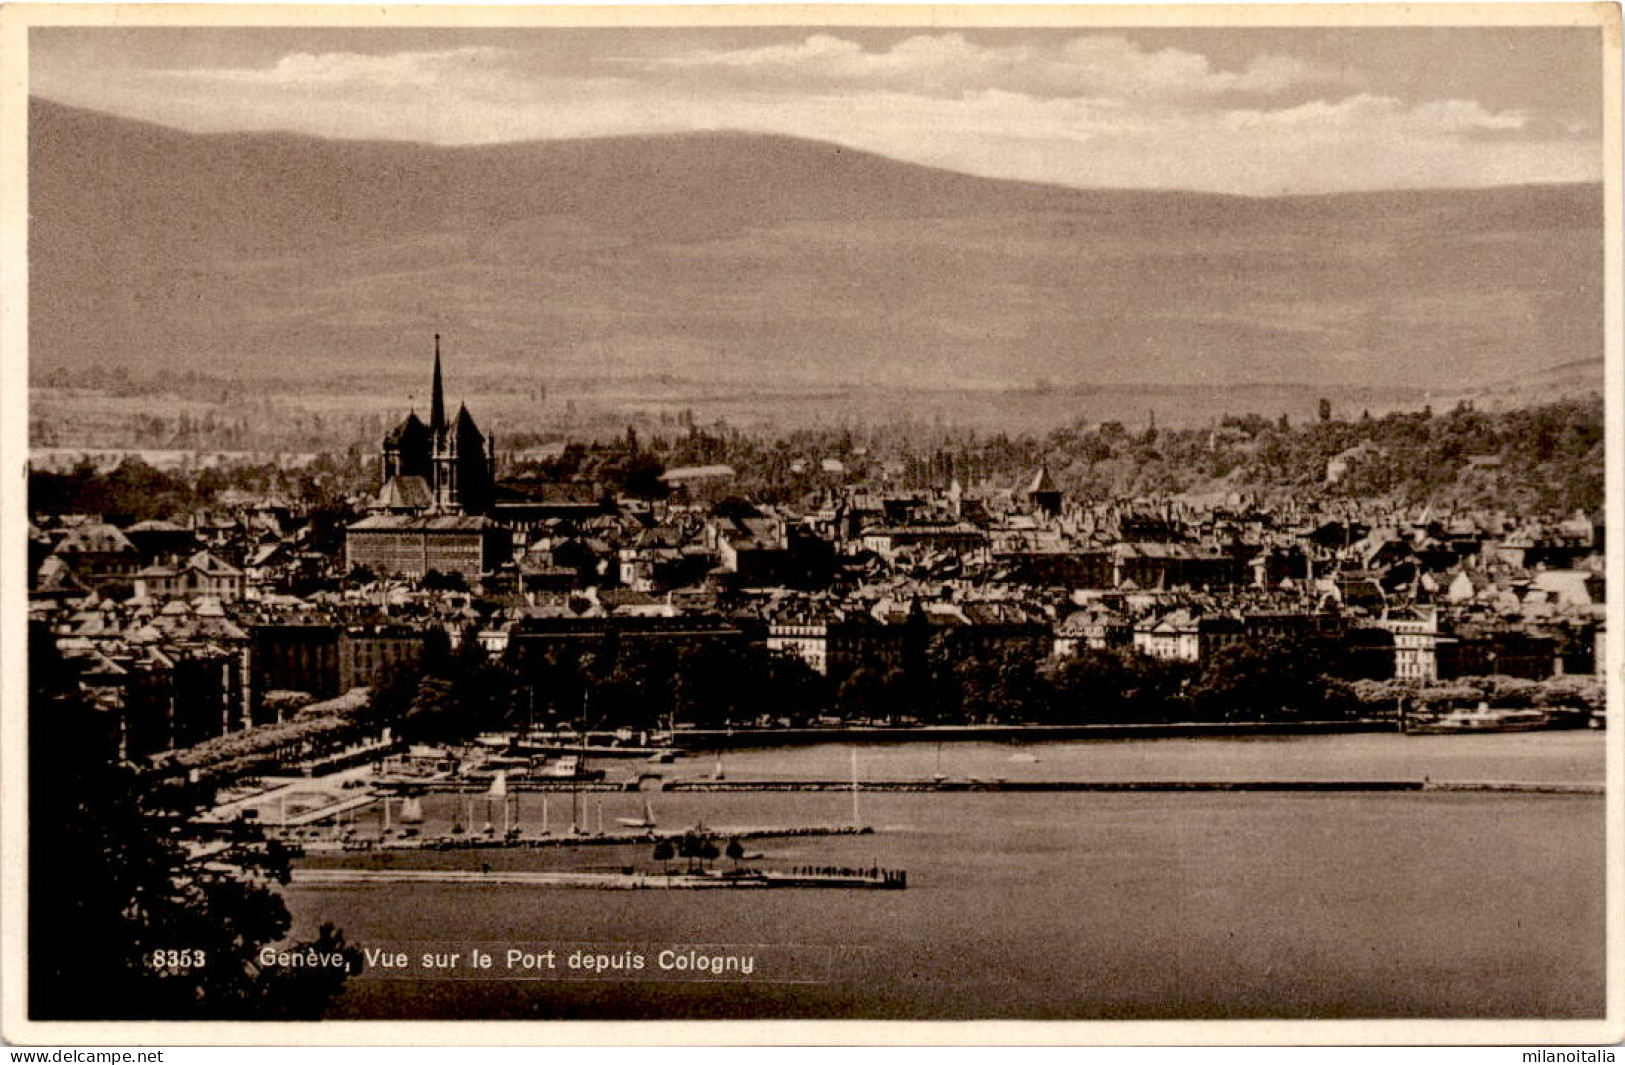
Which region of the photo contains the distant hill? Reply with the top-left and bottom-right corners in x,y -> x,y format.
1447,356 -> 1608,410
28,97 -> 1605,395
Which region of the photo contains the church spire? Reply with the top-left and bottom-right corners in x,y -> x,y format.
430,333 -> 446,436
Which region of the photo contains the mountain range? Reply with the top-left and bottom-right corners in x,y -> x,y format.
28,97 -> 1604,395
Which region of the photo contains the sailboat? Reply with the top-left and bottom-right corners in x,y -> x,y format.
399,795 -> 425,824
1006,740 -> 1040,764
616,795 -> 657,830
486,770 -> 513,837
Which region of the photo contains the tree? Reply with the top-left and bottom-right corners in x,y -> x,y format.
607,452 -> 669,499
725,837 -> 745,869
652,838 -> 675,877
397,675 -> 459,743
1185,637 -> 1331,722
1044,647 -> 1192,724
676,831 -> 704,873
361,661 -> 427,730
836,664 -> 908,723
28,623 -> 359,1019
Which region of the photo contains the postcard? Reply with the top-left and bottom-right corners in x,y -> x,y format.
1,1 -> 1619,1048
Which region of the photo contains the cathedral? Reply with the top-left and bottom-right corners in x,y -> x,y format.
377,335 -> 495,515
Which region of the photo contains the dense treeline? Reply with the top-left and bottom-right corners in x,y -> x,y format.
363,623 -> 1603,739
370,636 -> 832,741
584,396 -> 1604,512
734,399 -> 1599,517
363,630 -> 1394,737
29,453 -> 365,525
31,397 -> 1602,521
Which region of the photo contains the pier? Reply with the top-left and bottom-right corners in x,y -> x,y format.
290,866 -> 905,890
376,778 -> 636,793
668,720 -> 1392,748
665,779 -> 1604,794
282,823 -> 874,852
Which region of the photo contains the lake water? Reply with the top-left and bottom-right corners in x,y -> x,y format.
285,732 -> 1607,1020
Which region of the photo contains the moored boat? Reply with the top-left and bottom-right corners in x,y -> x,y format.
615,795 -> 658,830
1406,704 -> 1558,734
535,754 -> 606,781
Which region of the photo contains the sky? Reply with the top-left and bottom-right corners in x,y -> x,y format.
29,25 -> 1606,195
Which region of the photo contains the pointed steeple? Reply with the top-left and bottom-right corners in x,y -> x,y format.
430,333 -> 446,436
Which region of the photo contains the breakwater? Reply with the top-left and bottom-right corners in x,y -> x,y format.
288,823 -> 875,853
368,778 -> 1602,798
291,866 -> 903,890
665,779 -> 1603,794
671,719 -> 1391,749
376,779 -> 635,793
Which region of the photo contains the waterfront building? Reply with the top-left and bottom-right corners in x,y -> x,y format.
339,626 -> 428,693
1134,610 -> 1202,661
1381,607 -> 1440,682
1436,624 -> 1561,681
504,615 -> 748,673
55,638 -> 244,761
768,619 -> 832,674
1053,606 -> 1133,657
249,623 -> 342,720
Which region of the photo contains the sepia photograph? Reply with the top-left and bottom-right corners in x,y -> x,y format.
1,2 -> 1619,1046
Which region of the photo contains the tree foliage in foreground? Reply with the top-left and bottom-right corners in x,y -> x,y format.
29,624 -> 359,1020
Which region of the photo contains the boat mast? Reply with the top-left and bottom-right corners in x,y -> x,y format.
851,746 -> 860,827
572,690 -> 586,833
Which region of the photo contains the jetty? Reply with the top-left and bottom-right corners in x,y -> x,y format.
376,778 -> 635,793
291,866 -> 904,890
668,720 -> 1390,748
665,779 -> 1603,795
281,822 -> 874,852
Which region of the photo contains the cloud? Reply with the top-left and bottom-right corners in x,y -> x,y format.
29,36 -> 1599,195
166,46 -> 516,88
631,32 -> 1339,102
743,88 -> 1591,194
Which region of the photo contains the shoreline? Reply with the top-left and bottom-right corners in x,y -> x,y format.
665,778 -> 1604,794
665,719 -> 1398,749
371,775 -> 1604,796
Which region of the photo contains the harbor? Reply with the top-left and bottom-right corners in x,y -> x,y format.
283,737 -> 1607,1021
209,730 -> 1606,851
